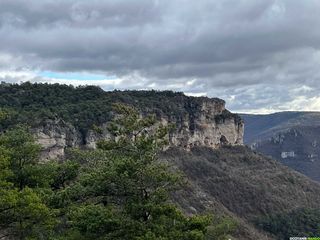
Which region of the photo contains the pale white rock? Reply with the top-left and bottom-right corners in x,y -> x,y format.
32,99 -> 244,160
32,119 -> 82,160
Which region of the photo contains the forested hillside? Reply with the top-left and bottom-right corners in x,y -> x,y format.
1,83 -> 320,239
0,82 -> 235,135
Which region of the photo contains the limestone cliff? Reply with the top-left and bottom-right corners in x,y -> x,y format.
33,96 -> 243,160
32,119 -> 82,160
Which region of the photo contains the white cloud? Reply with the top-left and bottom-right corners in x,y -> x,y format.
184,92 -> 207,97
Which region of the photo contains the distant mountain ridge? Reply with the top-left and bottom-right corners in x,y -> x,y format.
165,146 -> 320,239
240,111 -> 320,182
240,111 -> 320,143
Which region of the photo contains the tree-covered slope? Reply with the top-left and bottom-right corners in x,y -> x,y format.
0,82 -> 231,132
162,146 -> 320,239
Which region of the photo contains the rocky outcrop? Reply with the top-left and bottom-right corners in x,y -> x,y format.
32,119 -> 82,160
165,99 -> 243,149
33,97 -> 243,160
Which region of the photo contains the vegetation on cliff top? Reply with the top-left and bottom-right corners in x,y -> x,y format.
0,82 -> 237,136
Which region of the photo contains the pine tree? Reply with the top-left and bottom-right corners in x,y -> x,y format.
0,126 -> 56,240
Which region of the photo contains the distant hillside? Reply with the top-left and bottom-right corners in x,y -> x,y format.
240,112 -> 320,143
240,112 -> 320,182
164,146 -> 320,239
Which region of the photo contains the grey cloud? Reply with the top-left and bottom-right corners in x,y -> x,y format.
1,0 -> 320,112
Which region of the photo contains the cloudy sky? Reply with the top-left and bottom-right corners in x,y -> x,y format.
1,0 -> 320,113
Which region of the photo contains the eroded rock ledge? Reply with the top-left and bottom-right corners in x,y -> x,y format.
33,96 -> 244,160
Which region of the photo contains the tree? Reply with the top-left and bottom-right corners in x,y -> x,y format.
256,208 -> 320,239
0,126 -> 56,240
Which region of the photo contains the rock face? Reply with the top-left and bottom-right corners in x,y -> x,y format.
32,119 -> 82,160
166,99 -> 243,149
33,97 -> 243,160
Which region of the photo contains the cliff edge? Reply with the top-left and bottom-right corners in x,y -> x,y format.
25,90 -> 244,159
